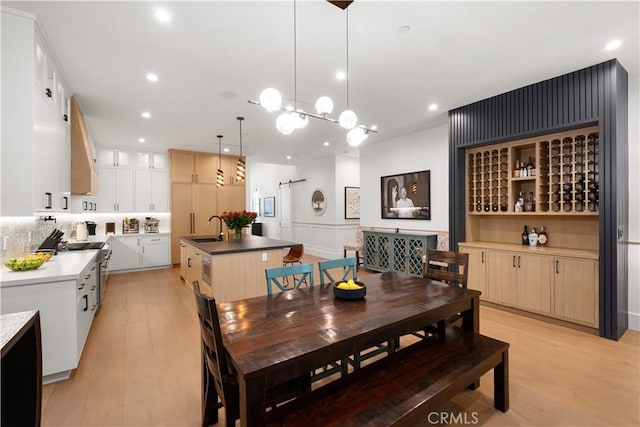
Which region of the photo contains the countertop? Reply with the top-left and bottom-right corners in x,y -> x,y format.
1,310 -> 38,351
182,234 -> 300,255
458,241 -> 599,260
0,251 -> 99,287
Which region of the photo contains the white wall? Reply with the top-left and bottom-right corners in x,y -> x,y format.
360,124 -> 449,233
626,72 -> 639,331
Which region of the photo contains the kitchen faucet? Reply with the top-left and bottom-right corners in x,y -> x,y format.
207,215 -> 224,240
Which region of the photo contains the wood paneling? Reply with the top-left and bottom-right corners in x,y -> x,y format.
449,59 -> 628,339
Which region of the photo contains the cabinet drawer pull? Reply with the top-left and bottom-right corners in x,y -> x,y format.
83,295 -> 88,312
187,258 -> 192,268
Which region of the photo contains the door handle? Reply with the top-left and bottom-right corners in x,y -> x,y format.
481,251 -> 484,263
512,255 -> 516,268
518,255 -> 521,268
83,295 -> 88,311
83,201 -> 88,210
62,196 -> 69,210
556,260 -> 560,274
188,258 -> 192,268
45,192 -> 52,209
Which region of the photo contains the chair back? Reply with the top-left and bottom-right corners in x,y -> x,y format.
283,245 -> 304,264
423,249 -> 469,288
265,263 -> 315,295
318,257 -> 358,285
192,281 -> 236,411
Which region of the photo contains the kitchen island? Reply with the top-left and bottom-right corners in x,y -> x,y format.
180,234 -> 302,302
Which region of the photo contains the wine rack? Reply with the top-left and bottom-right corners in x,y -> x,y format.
466,126 -> 599,215
539,132 -> 599,213
467,147 -> 509,213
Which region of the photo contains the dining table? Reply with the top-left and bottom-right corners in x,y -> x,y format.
217,271 -> 481,426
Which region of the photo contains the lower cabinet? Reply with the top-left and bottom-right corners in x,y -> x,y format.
459,242 -> 598,328
364,231 -> 437,277
110,234 -> 171,271
184,244 -> 202,287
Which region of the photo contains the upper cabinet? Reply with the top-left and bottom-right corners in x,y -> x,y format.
1,9 -> 71,215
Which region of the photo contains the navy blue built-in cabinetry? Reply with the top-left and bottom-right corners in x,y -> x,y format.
448,59 -> 628,340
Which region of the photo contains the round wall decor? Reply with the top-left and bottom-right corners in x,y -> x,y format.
311,189 -> 326,215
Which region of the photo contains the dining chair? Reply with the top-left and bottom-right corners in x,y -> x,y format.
282,245 -> 304,267
265,263 -> 314,295
343,226 -> 365,270
318,256 -> 358,285
419,249 -> 470,340
317,257 -> 395,372
192,281 -> 310,427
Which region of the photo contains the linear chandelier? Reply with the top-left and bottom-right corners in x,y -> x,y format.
248,0 -> 377,147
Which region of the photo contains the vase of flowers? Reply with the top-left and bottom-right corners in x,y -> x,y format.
221,210 -> 257,241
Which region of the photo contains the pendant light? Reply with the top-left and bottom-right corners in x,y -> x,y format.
216,135 -> 224,188
338,8 -> 357,130
236,117 -> 246,182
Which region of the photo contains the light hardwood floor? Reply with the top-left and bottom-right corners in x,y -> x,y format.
41,256 -> 639,426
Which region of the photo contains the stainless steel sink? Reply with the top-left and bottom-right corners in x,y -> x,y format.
192,237 -> 222,243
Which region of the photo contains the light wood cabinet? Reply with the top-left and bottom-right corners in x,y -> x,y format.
517,253 -> 553,314
169,149 -> 246,264
554,257 -> 598,327
486,250 -> 518,306
459,245 -> 487,296
184,244 -> 203,288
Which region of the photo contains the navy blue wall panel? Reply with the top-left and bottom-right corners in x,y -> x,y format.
448,59 -> 628,340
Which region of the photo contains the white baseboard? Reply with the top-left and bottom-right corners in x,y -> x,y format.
628,311 -> 640,331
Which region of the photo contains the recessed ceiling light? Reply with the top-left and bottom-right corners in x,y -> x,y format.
399,25 -> 410,33
371,125 -> 378,131
336,71 -> 346,81
286,155 -> 292,160
154,8 -> 171,23
428,103 -> 438,112
138,138 -> 146,143
141,111 -> 151,118
223,148 -> 229,153
323,141 -> 330,146
605,39 -> 623,50
146,73 -> 158,82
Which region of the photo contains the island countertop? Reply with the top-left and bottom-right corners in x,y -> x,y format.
182,234 -> 301,255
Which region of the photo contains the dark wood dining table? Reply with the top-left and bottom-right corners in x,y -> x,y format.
217,271 -> 481,426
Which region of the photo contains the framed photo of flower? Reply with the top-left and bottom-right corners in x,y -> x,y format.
263,197 -> 275,217
345,187 -> 360,219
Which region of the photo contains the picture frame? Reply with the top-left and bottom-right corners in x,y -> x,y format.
381,170 -> 431,220
311,188 -> 326,216
344,187 -> 360,219
263,197 -> 275,217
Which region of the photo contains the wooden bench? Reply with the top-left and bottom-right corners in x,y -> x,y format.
268,333 -> 509,427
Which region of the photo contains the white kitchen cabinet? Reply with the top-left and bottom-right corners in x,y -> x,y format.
1,10 -> 70,216
141,235 -> 171,267
70,194 -> 98,213
109,235 -> 141,271
110,234 -> 171,271
134,169 -> 168,212
135,152 -> 167,170
98,167 -> 134,212
97,147 -> 134,168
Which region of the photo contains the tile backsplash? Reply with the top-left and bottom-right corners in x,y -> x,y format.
0,213 -> 170,261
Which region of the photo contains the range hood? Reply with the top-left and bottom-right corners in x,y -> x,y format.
70,96 -> 98,195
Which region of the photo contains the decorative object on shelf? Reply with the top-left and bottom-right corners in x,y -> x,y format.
380,170 -> 431,220
221,210 -> 257,241
538,226 -> 548,245
216,135 -> 224,188
344,187 -> 360,219
236,117 -> 246,182
263,197 -> 276,217
248,0 -> 377,144
312,189 -> 326,216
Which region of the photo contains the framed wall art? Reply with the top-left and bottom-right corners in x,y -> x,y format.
381,170 -> 431,220
311,189 -> 326,215
263,197 -> 275,217
344,187 -> 360,219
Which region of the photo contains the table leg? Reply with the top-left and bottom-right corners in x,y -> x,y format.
239,375 -> 267,426
494,350 -> 509,412
463,295 -> 480,389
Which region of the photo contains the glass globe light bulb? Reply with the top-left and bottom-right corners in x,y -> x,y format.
347,127 -> 368,147
339,110 -> 358,129
294,112 -> 308,129
276,112 -> 296,135
259,88 -> 282,112
315,96 -> 334,116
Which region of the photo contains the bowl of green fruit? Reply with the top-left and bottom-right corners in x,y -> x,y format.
4,255 -> 46,272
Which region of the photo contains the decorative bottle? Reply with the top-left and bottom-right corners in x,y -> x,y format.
538,226 -> 548,246
528,227 -> 538,246
522,225 -> 529,245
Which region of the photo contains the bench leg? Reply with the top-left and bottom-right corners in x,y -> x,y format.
494,350 -> 509,412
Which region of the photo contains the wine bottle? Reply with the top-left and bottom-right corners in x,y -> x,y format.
522,225 -> 529,245
538,226 -> 548,246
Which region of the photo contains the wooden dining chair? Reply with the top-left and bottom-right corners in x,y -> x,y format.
193,281 -> 311,427
420,249 -> 470,340
317,257 -> 395,372
318,257 -> 358,285
265,263 -> 314,295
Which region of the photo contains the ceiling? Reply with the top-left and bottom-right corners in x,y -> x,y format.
6,1 -> 639,165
